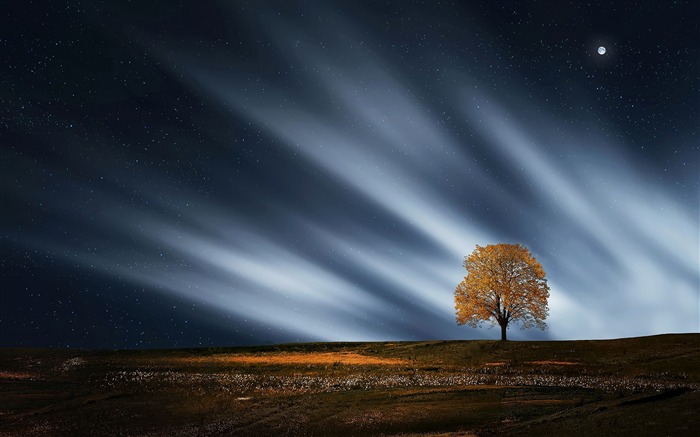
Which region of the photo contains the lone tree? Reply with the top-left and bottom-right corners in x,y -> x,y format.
454,243 -> 549,341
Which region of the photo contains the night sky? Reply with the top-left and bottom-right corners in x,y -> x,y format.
1,1 -> 698,348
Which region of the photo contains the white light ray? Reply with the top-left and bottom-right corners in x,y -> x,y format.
457,89 -> 699,339
191,73 -> 489,258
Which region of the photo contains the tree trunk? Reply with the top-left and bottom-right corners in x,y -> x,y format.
500,323 -> 507,341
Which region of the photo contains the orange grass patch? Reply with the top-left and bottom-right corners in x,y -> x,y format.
526,360 -> 579,366
0,371 -> 33,380
178,352 -> 408,366
505,399 -> 574,405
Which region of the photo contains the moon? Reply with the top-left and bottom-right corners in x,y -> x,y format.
597,46 -> 606,55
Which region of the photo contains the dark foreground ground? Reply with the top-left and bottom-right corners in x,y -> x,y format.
1,334 -> 698,436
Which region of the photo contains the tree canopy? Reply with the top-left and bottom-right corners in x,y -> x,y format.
454,243 -> 549,341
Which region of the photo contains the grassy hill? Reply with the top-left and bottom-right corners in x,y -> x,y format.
1,334 -> 698,436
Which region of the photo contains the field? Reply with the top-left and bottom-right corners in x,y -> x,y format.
1,334 -> 698,436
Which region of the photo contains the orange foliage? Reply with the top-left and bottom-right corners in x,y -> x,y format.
454,243 -> 549,340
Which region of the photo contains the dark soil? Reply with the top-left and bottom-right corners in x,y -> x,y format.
1,334 -> 698,436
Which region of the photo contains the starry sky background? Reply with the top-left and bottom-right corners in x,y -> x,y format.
1,1 -> 698,348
